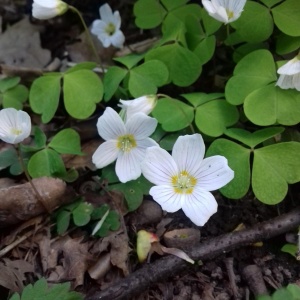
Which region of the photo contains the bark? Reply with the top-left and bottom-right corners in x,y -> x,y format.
85,207 -> 300,300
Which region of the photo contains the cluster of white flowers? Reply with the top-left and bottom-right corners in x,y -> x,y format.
92,96 -> 234,226
31,1 -> 125,49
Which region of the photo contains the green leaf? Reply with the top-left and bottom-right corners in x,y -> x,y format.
64,62 -> 97,73
152,98 -> 194,131
207,139 -> 251,199
103,66 -> 128,101
233,43 -> 267,63
287,284 -> 300,298
224,127 -> 285,148
194,35 -> 216,65
200,7 -> 222,35
252,142 -> 300,204
134,0 -> 167,29
28,148 -> 67,178
29,74 -> 61,123
128,60 -> 169,97
48,128 -> 82,155
272,0 -> 300,37
114,53 -> 145,69
276,33 -> 300,55
56,210 -> 71,234
195,100 -> 239,137
244,85 -> 300,126
259,0 -> 283,8
225,49 -> 276,105
72,202 -> 93,226
231,1 -> 273,43
161,0 -> 188,11
182,92 -> 224,107
145,43 -> 202,86
281,244 -> 298,258
0,148 -> 19,170
33,126 -> 47,148
102,163 -> 119,183
160,131 -> 189,150
2,85 -> 28,109
166,4 -> 202,24
0,76 -> 20,92
9,278 -> 83,300
63,70 -> 103,119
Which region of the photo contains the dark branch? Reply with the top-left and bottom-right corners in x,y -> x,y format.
85,207 -> 300,300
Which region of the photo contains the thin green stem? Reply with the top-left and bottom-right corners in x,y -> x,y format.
16,144 -> 50,213
69,5 -> 103,71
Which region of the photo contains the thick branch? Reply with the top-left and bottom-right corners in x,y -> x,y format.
85,207 -> 300,300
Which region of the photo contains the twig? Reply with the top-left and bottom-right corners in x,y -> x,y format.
242,265 -> 268,296
224,257 -> 239,299
85,206 -> 300,300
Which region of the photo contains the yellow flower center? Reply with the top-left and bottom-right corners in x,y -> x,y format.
105,23 -> 116,36
171,170 -> 197,194
10,128 -> 22,136
117,134 -> 137,152
226,9 -> 234,20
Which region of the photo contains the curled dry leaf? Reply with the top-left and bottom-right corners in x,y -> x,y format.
0,177 -> 73,227
88,253 -> 112,280
163,228 -> 201,250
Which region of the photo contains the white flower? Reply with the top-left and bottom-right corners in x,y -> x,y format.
276,54 -> 300,91
32,0 -> 68,20
118,95 -> 157,121
91,3 -> 125,49
141,134 -> 234,226
202,0 -> 247,24
0,108 -> 31,144
92,107 -> 158,183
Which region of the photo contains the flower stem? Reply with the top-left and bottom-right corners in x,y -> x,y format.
69,5 -> 103,71
16,144 -> 50,213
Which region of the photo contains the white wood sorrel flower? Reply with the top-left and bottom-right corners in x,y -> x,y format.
32,0 -> 68,20
141,134 -> 234,226
91,3 -> 125,49
118,95 -> 157,121
276,54 -> 300,91
202,0 -> 247,24
0,108 -> 31,144
92,107 -> 158,183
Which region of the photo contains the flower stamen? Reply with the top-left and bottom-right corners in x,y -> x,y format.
117,134 -> 137,152
172,170 -> 197,194
105,23 -> 116,36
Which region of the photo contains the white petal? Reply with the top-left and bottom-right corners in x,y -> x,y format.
149,185 -> 182,213
97,107 -> 126,140
276,74 -> 294,89
202,0 -> 217,14
113,11 -> 121,29
172,134 -> 205,176
110,30 -> 125,49
32,0 -> 68,19
115,149 -> 143,183
99,3 -> 115,24
141,146 -> 178,186
277,57 -> 300,75
91,20 -> 106,36
92,140 -> 119,168
292,73 -> 300,91
197,156 -> 234,191
137,137 -> 158,149
182,188 -> 218,226
125,113 -> 157,139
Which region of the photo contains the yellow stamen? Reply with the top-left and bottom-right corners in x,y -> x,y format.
105,23 -> 116,36
117,134 -> 137,152
171,170 -> 197,194
226,9 -> 234,20
11,128 -> 22,135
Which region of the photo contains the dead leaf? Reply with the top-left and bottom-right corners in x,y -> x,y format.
0,258 -> 34,292
0,17 -> 51,68
88,253 -> 111,280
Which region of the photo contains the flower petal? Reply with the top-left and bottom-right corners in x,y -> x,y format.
172,134 -> 205,176
137,137 -> 158,149
125,113 -> 157,139
91,20 -> 106,36
99,3 -> 115,24
149,185 -> 182,213
92,140 -> 119,168
277,57 -> 300,75
276,74 -> 294,89
115,148 -> 143,183
182,188 -> 218,226
197,156 -> 234,191
110,30 -> 125,49
141,146 -> 178,186
113,11 -> 121,29
97,107 -> 126,140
